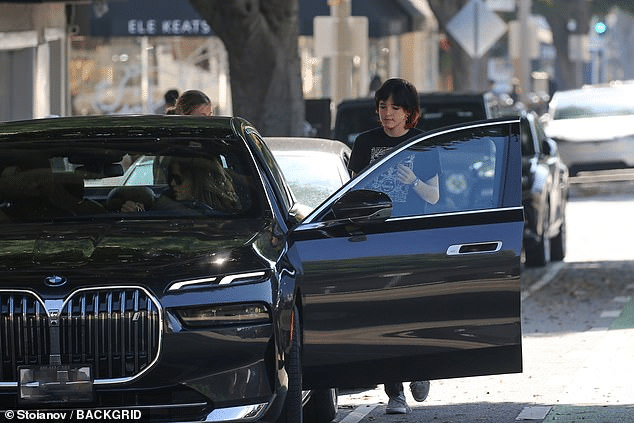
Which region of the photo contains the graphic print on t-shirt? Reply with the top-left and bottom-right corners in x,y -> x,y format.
369,146 -> 393,165
367,153 -> 415,203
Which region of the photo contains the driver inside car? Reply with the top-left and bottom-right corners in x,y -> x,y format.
118,156 -> 240,214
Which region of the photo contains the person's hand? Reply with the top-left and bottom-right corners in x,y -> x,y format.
120,200 -> 145,212
396,164 -> 417,185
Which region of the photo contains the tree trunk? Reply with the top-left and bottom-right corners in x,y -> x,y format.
536,0 -> 592,91
548,14 -> 580,90
188,0 -> 305,136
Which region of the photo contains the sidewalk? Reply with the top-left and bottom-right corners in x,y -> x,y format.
543,299 -> 634,422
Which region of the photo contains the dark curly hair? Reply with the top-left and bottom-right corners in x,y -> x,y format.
374,78 -> 421,129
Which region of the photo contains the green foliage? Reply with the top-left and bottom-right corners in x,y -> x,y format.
535,0 -> 634,18
590,0 -> 634,15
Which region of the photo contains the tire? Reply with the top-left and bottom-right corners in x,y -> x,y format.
525,234 -> 549,267
276,307 -> 303,423
304,388 -> 338,423
550,215 -> 566,262
525,203 -> 550,267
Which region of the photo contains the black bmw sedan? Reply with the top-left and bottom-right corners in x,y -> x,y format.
0,115 -> 524,422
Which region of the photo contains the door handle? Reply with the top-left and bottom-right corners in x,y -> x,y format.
446,241 -> 502,255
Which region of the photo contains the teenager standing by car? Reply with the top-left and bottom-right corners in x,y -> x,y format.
347,78 -> 437,414
348,78 -> 439,209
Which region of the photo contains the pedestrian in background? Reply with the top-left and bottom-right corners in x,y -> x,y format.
155,89 -> 179,114
348,77 -> 435,414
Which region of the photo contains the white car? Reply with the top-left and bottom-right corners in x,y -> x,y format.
543,83 -> 634,175
264,137 -> 351,210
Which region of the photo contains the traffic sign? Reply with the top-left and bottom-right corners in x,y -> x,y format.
446,0 -> 507,58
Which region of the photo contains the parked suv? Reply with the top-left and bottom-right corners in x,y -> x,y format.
519,111 -> 569,266
333,91 -> 502,147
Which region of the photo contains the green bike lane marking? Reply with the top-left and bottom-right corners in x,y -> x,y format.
543,405 -> 634,422
542,296 -> 634,423
610,296 -> 634,330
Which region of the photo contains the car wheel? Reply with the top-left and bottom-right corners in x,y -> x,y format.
276,306 -> 303,423
525,204 -> 550,267
304,388 -> 338,423
550,215 -> 566,262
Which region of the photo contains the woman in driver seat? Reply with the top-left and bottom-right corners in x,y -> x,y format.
163,156 -> 240,212
119,156 -> 240,213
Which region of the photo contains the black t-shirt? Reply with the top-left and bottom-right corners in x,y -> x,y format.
348,127 -> 424,174
348,127 -> 441,216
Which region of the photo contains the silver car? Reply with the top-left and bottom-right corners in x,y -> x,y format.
543,83 -> 634,175
264,137 -> 351,210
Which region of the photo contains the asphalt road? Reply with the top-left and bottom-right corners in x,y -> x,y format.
330,174 -> 634,423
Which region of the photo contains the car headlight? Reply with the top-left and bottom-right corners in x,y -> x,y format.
176,304 -> 270,327
167,271 -> 268,292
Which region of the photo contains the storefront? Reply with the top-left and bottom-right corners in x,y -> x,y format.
298,0 -> 438,102
69,0 -> 438,116
69,0 -> 229,116
0,0 -> 438,120
0,1 -> 70,121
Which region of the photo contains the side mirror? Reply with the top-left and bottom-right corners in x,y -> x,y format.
331,189 -> 392,221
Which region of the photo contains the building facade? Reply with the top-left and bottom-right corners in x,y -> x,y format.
0,0 -> 439,123
0,2 -> 68,121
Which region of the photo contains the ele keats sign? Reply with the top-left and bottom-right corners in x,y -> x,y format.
90,0 -> 213,37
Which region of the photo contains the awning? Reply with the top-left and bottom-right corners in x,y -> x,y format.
87,0 -> 214,37
76,0 -> 419,38
299,0 -> 418,37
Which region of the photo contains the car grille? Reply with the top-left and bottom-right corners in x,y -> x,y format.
0,287 -> 161,384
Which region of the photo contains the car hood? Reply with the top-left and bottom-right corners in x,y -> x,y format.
545,114 -> 634,142
0,218 -> 276,296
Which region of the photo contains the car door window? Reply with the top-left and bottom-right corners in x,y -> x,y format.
351,126 -> 507,216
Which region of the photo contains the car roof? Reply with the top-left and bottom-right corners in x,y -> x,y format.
0,115 -> 243,142
550,84 -> 634,104
336,91 -> 495,109
264,137 -> 351,155
548,84 -> 634,118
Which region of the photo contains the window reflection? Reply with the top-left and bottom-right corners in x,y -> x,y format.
354,128 -> 505,217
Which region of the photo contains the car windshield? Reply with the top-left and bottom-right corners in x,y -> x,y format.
0,137 -> 263,223
551,86 -> 634,120
273,152 -> 346,209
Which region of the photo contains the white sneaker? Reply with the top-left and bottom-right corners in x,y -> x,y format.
386,393 -> 411,414
410,380 -> 430,402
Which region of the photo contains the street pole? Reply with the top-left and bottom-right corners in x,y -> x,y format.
518,0 -> 531,104
471,0 -> 481,92
329,0 -> 351,109
141,36 -> 150,114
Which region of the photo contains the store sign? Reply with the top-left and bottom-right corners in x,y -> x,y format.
126,19 -> 212,36
90,0 -> 214,37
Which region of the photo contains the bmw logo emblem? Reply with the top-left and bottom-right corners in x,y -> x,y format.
44,275 -> 67,287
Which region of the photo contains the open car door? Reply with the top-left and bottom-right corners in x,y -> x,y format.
292,118 -> 524,389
